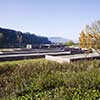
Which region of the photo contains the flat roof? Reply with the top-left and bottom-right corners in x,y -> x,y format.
45,53 -> 100,63
57,53 -> 99,59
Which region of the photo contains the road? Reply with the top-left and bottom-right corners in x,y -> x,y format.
0,51 -> 71,62
0,48 -> 64,55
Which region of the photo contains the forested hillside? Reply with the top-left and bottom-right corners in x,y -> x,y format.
0,27 -> 51,48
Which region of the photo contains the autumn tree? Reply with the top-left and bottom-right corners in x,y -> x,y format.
79,31 -> 86,48
79,20 -> 100,49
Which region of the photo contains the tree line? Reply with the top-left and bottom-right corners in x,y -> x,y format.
0,27 -> 51,48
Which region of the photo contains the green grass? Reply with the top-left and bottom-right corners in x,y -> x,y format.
0,58 -> 45,65
1,59 -> 100,99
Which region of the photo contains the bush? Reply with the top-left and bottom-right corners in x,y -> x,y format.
1,59 -> 100,99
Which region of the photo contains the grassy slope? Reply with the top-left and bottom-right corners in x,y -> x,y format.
0,59 -> 100,99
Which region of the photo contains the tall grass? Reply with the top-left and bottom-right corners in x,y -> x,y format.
0,59 -> 100,99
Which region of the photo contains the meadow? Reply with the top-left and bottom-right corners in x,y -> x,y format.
0,59 -> 100,100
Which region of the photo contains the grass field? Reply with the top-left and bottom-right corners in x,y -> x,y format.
0,59 -> 100,99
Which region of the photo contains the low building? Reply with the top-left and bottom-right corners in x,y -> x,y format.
26,44 -> 32,49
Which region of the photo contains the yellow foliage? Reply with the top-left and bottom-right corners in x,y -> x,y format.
79,31 -> 100,49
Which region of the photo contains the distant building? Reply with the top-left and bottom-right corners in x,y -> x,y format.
26,44 -> 32,49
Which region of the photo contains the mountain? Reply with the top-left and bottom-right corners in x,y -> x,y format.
0,27 -> 51,48
48,37 -> 70,43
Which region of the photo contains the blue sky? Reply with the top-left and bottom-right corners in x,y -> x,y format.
0,0 -> 100,41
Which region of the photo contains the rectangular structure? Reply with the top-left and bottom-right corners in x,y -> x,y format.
45,53 -> 100,63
